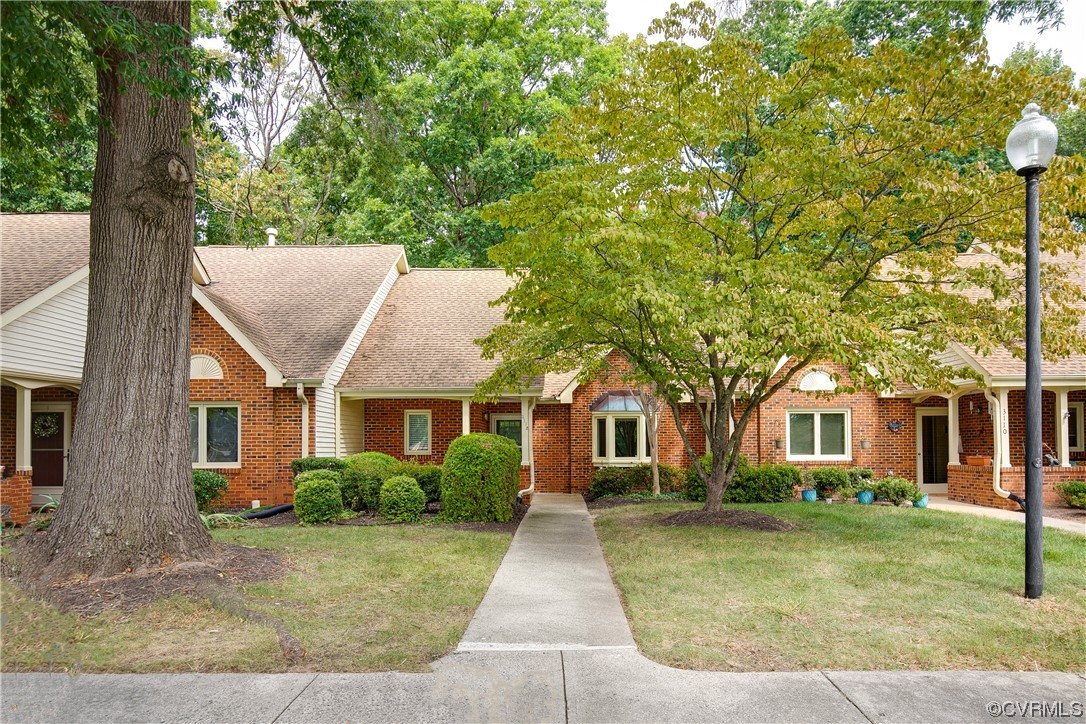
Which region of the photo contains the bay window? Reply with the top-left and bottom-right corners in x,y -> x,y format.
591,391 -> 649,465
787,408 -> 851,461
190,403 -> 240,467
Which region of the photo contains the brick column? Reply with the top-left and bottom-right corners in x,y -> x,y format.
1,471 -> 33,525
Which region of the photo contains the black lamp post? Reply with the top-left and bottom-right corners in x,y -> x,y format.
1004,103 -> 1058,600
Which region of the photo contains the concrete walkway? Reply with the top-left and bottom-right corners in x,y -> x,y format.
927,495 -> 1086,536
3,494 -> 1084,723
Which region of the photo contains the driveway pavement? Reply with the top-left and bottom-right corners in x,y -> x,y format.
3,494 -> 1083,723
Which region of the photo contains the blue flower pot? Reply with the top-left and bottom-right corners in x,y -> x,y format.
857,490 -> 874,505
801,489 -> 818,503
913,493 -> 929,509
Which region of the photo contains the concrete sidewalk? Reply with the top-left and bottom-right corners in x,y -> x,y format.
3,494 -> 1084,723
926,495 -> 1085,536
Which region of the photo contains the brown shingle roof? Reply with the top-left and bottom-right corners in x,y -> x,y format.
195,245 -> 405,380
1,213 -> 89,313
339,268 -> 521,390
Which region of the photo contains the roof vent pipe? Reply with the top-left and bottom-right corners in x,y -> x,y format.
265,227 -> 279,246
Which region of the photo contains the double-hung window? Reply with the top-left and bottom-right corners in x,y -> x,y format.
591,391 -> 648,465
787,408 -> 851,461
491,414 -> 523,448
404,410 -> 432,455
190,403 -> 240,467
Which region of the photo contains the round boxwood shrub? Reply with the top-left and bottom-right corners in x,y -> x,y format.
341,452 -> 401,511
804,467 -> 852,499
192,469 -> 229,510
294,478 -> 343,524
440,433 -> 521,522
588,467 -> 632,500
293,469 -> 342,489
380,475 -> 427,522
1055,480 -> 1086,509
291,456 -> 346,476
393,462 -> 443,503
873,476 -> 920,506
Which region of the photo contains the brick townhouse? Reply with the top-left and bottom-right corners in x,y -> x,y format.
2,213 -> 1083,524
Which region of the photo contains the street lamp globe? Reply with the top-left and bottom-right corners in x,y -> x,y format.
1005,103 -> 1058,174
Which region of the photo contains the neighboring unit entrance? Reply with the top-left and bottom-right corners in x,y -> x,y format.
30,403 -> 70,505
916,408 -> 949,493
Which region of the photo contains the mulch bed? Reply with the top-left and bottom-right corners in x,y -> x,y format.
657,509 -> 795,532
1039,503 -> 1086,524
586,496 -> 686,510
5,538 -> 287,616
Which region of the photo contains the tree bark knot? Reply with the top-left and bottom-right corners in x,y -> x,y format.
125,151 -> 194,219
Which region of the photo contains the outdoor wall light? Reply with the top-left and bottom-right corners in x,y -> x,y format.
860,439 -> 872,450
1006,102 -> 1058,600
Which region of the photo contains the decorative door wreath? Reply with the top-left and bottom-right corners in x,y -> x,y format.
32,415 -> 60,439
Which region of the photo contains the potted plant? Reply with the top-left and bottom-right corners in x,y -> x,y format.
801,488 -> 818,502
856,481 -> 875,505
912,490 -> 929,509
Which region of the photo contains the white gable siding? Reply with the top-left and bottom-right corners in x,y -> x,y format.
314,385 -> 337,456
0,277 -> 87,381
339,398 -> 365,456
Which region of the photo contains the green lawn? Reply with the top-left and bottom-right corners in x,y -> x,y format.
1,525 -> 510,673
594,502 -> 1086,672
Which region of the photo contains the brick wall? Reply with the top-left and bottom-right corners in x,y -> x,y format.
533,403 -> 571,493
0,471 -> 32,525
191,305 -> 309,507
1,386 -> 16,474
948,464 -> 1081,510
737,361 -> 919,480
361,398 -> 463,465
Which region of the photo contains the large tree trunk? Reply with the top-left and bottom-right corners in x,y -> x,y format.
34,0 -> 212,579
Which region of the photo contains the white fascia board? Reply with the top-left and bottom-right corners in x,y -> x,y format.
0,373 -> 81,389
338,387 -> 542,400
191,284 -> 284,387
945,340 -> 992,380
987,374 -> 1086,388
1,266 -> 89,328
324,253 -> 405,387
192,251 -> 211,285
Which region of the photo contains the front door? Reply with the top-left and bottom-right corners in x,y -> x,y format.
31,404 -> 69,502
917,409 -> 949,493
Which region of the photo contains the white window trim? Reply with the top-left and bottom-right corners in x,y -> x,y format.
404,409 -> 432,455
592,412 -> 650,466
785,407 -> 852,462
190,402 -> 241,469
491,414 -> 523,448
1069,401 -> 1085,453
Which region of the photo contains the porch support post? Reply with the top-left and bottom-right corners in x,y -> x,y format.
14,385 -> 32,472
520,398 -> 531,466
462,399 -> 471,436
1056,389 -> 1070,466
997,388 -> 1011,468
947,394 -> 960,465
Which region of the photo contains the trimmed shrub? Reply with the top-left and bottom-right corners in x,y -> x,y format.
294,478 -> 344,524
685,454 -> 750,502
342,452 -> 401,511
723,464 -> 802,504
588,467 -> 632,500
848,468 -> 874,484
804,467 -> 852,499
290,457 -> 346,476
873,477 -> 920,506
441,433 -> 521,522
192,470 -> 228,510
293,469 -> 342,489
1055,481 -> 1086,509
392,462 -> 443,503
380,475 -> 427,522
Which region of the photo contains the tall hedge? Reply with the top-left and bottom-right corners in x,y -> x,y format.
291,457 -> 347,476
440,433 -> 521,522
341,452 -> 401,511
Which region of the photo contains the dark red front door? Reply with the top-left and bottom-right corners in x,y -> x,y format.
31,411 -> 66,487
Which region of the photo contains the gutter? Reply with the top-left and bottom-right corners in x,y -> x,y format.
983,388 -> 1026,510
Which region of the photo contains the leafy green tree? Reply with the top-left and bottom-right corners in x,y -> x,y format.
479,4 -> 1086,511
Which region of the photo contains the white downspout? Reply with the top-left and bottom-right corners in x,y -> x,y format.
296,383 -> 310,459
517,399 -> 537,501
983,389 -> 1015,503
